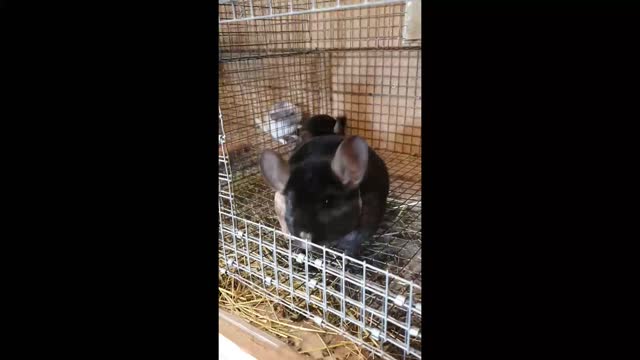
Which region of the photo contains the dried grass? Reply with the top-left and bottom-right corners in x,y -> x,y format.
219,274 -> 369,360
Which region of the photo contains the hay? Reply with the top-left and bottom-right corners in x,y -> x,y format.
219,274 -> 368,360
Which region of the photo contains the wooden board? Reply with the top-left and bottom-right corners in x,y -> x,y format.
219,309 -> 308,360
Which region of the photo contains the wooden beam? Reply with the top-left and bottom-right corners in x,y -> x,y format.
219,309 -> 307,360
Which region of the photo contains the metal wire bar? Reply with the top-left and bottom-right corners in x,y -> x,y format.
219,3 -> 419,62
219,0 -> 408,23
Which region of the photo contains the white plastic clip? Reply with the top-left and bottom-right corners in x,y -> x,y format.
393,295 -> 406,306
296,253 -> 305,263
409,327 -> 421,338
226,259 -> 236,268
312,315 -> 323,326
236,230 -> 244,238
414,303 -> 422,312
265,276 -> 272,286
367,327 -> 381,341
308,279 -> 317,289
314,259 -> 323,268
219,268 -> 227,275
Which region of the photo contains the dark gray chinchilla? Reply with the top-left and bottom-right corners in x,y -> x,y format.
259,134 -> 389,259
299,115 -> 346,144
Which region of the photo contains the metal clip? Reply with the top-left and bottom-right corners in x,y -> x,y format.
393,295 -> 406,306
367,327 -> 382,341
308,279 -> 317,289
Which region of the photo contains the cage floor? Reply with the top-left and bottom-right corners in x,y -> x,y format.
230,149 -> 422,285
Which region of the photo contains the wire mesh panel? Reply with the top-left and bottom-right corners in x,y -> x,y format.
330,49 -> 421,155
219,1 -> 421,359
219,0 -> 409,23
219,215 -> 422,359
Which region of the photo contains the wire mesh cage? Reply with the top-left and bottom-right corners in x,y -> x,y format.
218,1 -> 421,359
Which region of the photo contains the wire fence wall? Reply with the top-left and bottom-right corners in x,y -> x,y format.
219,213 -> 422,359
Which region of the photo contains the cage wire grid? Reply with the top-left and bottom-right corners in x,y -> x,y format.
219,1 -> 421,359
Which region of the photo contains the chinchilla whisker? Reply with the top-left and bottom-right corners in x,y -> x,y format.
388,201 -> 421,210
381,232 -> 400,237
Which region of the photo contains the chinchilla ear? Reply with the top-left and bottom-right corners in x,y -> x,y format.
259,150 -> 290,193
331,136 -> 369,189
